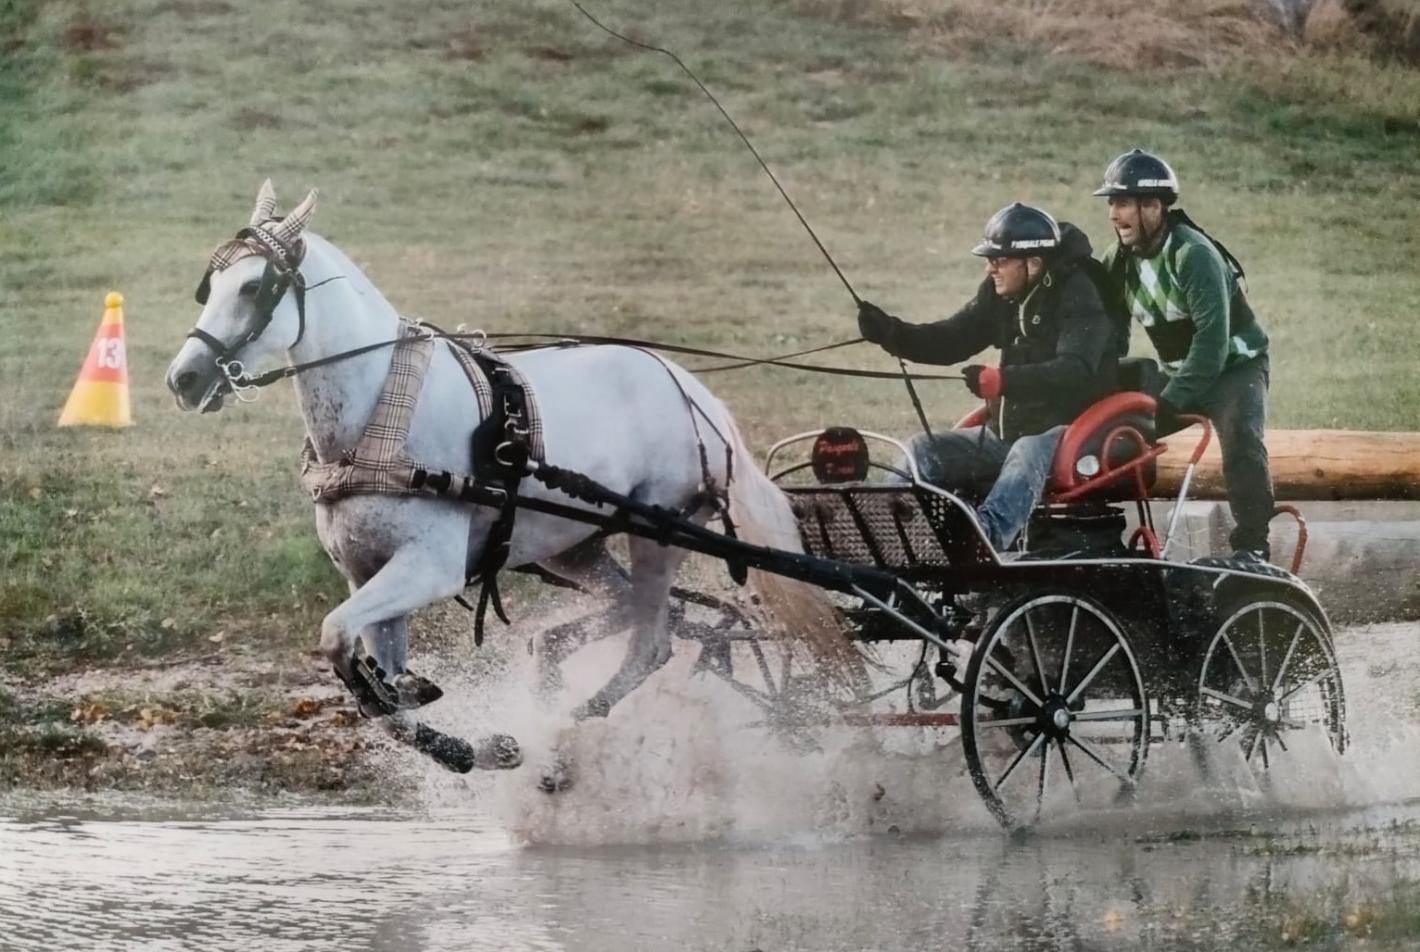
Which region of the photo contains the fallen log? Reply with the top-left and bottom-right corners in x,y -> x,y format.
1154,428 -> 1420,500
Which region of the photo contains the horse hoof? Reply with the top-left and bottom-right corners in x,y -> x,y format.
539,756 -> 574,794
471,733 -> 523,770
392,672 -> 444,710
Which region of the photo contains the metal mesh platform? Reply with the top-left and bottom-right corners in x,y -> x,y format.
784,485 -> 993,569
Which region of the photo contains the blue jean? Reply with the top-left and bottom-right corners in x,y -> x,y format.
905,425 -> 1066,550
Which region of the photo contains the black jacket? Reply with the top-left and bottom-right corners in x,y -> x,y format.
874,223 -> 1116,442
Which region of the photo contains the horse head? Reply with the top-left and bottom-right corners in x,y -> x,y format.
166,179 -> 318,412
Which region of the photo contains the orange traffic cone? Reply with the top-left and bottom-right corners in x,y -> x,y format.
59,291 -> 133,428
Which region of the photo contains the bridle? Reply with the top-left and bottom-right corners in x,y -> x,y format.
188,221 -> 309,399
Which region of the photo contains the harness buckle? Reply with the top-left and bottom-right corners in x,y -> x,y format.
494,441 -> 528,469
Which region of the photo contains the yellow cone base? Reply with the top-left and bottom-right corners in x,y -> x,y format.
59,291 -> 132,428
59,379 -> 132,428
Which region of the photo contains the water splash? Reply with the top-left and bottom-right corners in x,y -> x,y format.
406,618 -> 1420,845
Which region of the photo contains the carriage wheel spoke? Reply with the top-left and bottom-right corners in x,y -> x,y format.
708,666 -> 775,710
1260,735 -> 1271,770
1279,667 -> 1334,705
1066,643 -> 1121,705
993,731 -> 1046,793
1057,741 -> 1082,802
1024,612 -> 1050,698
777,645 -> 797,696
1199,686 -> 1252,712
1257,610 -> 1269,688
1270,622 -> 1305,695
1214,719 -> 1244,745
1246,726 -> 1263,763
1065,734 -> 1136,787
1036,739 -> 1050,820
985,655 -> 1045,708
1221,633 -> 1259,694
748,639 -> 777,696
1071,707 -> 1148,722
1058,605 -> 1079,694
976,715 -> 1040,730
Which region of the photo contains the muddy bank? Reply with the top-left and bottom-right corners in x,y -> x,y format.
0,651 -> 400,800
4,616 -> 1416,806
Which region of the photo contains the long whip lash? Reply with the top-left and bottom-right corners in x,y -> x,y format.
564,0 -> 936,436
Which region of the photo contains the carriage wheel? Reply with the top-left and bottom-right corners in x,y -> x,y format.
1195,598 -> 1345,775
961,592 -> 1149,831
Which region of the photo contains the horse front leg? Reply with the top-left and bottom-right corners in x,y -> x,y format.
321,545 -> 521,772
352,617 -> 443,713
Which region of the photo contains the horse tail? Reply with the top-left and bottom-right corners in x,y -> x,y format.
722,418 -> 866,687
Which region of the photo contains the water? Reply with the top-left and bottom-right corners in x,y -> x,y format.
5,800 -> 1420,951
3,621 -> 1419,951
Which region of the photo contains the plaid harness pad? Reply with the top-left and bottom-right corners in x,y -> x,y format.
300,325 -> 543,504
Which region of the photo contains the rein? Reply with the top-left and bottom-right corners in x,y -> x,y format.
219,327 -> 966,395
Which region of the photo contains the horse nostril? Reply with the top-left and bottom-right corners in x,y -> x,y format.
176,370 -> 197,394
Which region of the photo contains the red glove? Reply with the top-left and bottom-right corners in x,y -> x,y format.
964,365 -> 1003,400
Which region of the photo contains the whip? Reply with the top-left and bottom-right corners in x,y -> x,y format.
563,0 -> 936,438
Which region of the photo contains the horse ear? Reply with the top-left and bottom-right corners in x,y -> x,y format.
272,188 -> 318,245
250,178 -> 278,226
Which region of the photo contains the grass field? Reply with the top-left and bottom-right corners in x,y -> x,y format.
2,0 -> 1418,670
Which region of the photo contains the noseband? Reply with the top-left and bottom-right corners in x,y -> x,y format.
188,222 -> 309,389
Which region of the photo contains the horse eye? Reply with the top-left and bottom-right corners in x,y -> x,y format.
238,280 -> 261,296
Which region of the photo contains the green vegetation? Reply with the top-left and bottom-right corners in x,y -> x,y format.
1,0 -> 1416,662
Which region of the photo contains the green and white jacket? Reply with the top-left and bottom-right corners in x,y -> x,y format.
1100,219 -> 1269,410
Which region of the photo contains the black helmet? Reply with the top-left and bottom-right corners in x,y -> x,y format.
1093,149 -> 1179,205
971,203 -> 1061,258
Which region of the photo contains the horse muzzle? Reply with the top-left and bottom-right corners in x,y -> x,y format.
166,352 -> 230,413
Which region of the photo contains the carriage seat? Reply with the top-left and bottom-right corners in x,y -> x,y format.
955,386 -> 1164,503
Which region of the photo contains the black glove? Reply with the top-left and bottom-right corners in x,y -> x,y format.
962,364 -> 1005,400
1153,397 -> 1184,437
856,299 -> 898,349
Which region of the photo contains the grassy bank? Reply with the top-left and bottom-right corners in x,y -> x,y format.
2,0 -> 1417,688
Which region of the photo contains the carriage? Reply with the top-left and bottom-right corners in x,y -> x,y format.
675,386 -> 1346,830
166,185 -> 1346,833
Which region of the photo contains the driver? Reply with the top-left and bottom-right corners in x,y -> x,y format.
856,203 -> 1115,552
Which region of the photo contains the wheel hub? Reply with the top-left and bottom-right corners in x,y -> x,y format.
1039,694 -> 1073,738
1251,692 -> 1281,726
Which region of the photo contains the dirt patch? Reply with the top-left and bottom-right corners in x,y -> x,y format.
435,27 -> 486,61
231,107 -> 284,130
791,0 -> 1391,70
150,0 -> 238,18
528,45 -> 576,62
0,652 -> 400,801
60,14 -> 122,53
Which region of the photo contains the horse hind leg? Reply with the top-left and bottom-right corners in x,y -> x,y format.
569,536 -> 686,721
534,540 -> 637,698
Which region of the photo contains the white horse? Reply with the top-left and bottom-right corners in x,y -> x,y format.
164,181 -> 847,776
